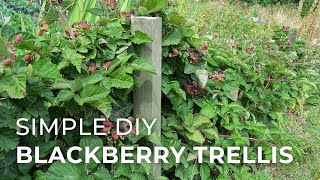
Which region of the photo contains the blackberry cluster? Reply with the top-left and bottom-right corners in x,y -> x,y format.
184,80 -> 204,96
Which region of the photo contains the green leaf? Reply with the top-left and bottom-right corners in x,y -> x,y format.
163,28 -> 183,46
108,19 -> 124,38
71,79 -> 83,93
106,67 -> 134,89
18,161 -> 35,175
131,173 -> 146,180
54,90 -> 74,105
161,80 -> 171,95
0,100 -> 21,129
73,85 -> 112,116
186,130 -> 205,144
89,99 -> 112,117
192,114 -> 212,129
79,136 -> 103,170
200,103 -> 216,119
75,85 -> 110,105
32,60 -> 62,79
34,170 -> 46,180
167,12 -> 186,26
106,54 -> 132,74
0,72 -> 27,99
63,48 -> 85,73
80,73 -> 104,86
51,79 -> 71,89
129,58 -> 156,74
148,133 -> 162,146
200,164 -> 211,180
0,128 -> 19,152
113,164 -> 131,178
92,167 -> 112,180
201,128 -> 219,140
0,163 -> 20,180
143,0 -> 165,14
175,164 -> 199,180
131,31 -> 152,44
45,162 -> 90,180
169,81 -> 186,100
228,133 -> 250,146
0,37 -> 10,58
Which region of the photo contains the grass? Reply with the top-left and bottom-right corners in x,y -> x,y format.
182,0 -> 320,179
187,0 -> 320,50
266,107 -> 320,179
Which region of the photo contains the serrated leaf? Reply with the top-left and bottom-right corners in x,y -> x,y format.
107,67 -> 134,89
0,163 -> 20,180
192,114 -> 212,129
0,72 -> 27,99
131,30 -> 152,44
113,164 -> 130,178
45,161 -> 91,180
200,103 -> 216,119
80,73 -> 104,86
0,128 -> 19,152
143,0 -> 165,14
0,37 -> 10,58
106,54 -> 132,74
34,170 -> 46,180
50,79 -> 71,89
32,60 -> 62,79
73,85 -> 112,116
186,130 -> 205,144
92,167 -> 112,180
79,136 -> 103,170
0,100 -> 21,129
129,58 -> 156,74
201,128 -> 219,140
54,90 -> 74,105
148,133 -> 162,145
169,81 -> 186,100
71,79 -> 83,93
63,48 -> 85,73
161,80 -> 171,95
200,164 -> 211,180
131,173 -> 146,180
75,85 -> 110,105
163,28 -> 183,46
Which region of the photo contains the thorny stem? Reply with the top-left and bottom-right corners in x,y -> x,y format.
53,5 -> 75,40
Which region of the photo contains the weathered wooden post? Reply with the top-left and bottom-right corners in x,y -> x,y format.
131,16 -> 162,178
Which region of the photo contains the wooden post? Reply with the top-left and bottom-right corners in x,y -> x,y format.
131,16 -> 162,178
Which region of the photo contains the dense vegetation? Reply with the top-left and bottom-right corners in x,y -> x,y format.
234,0 -> 319,16
0,0 -> 319,179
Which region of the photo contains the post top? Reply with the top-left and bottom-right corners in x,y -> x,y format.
131,16 -> 162,20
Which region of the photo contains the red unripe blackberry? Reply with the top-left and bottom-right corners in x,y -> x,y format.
103,120 -> 113,127
201,43 -> 208,50
14,34 -> 23,44
104,61 -> 112,70
2,58 -> 12,68
101,127 -> 111,134
112,133 -> 119,141
172,49 -> 179,56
